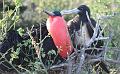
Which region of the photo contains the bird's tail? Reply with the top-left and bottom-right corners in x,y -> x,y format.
93,61 -> 110,74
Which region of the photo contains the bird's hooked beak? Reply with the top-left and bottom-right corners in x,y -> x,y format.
44,8 -> 80,16
43,9 -> 55,16
60,8 -> 80,15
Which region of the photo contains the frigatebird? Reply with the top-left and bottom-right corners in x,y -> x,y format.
61,5 -> 109,74
44,10 -> 74,59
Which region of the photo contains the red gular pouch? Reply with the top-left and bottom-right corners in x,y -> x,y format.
46,16 -> 74,59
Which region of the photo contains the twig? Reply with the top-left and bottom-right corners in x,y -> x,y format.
48,52 -> 120,74
103,27 -> 113,60
84,47 -> 120,52
27,28 -> 40,58
67,56 -> 72,74
0,53 -> 20,73
95,37 -> 109,41
106,59 -> 120,64
98,12 -> 120,20
85,20 -> 99,47
76,48 -> 85,74
27,27 -> 48,74
18,65 -> 31,74
88,58 -> 120,64
49,63 -> 68,69
0,48 -> 12,60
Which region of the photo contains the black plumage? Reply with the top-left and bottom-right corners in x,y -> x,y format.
67,5 -> 109,74
0,25 -> 64,71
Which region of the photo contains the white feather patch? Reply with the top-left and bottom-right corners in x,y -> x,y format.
74,24 -> 90,46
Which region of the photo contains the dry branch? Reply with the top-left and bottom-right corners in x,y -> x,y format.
27,28 -> 40,58
98,12 -> 120,20
67,56 -> 73,74
27,27 -> 48,74
105,59 -> 120,64
49,63 -> 68,70
48,56 -> 120,71
76,48 -> 85,74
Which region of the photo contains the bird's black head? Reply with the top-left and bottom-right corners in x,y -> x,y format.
44,10 -> 62,16
53,11 -> 62,16
60,5 -> 91,17
77,5 -> 90,16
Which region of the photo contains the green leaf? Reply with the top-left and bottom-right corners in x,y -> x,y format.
41,53 -> 45,58
13,0 -> 22,7
48,49 -> 56,55
17,27 -> 24,36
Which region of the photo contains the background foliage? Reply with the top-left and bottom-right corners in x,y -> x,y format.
0,0 -> 120,74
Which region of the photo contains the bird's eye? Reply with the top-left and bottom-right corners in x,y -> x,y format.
80,8 -> 83,10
